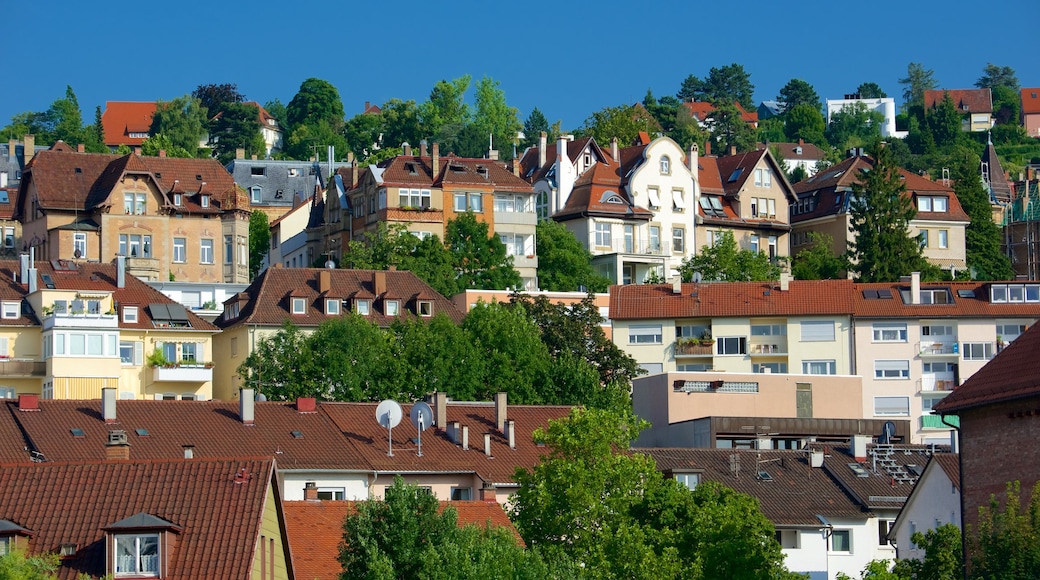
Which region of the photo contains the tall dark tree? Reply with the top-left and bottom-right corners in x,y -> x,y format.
92,105 -> 105,150
149,95 -> 207,156
783,104 -> 826,146
447,212 -> 522,293
777,78 -> 821,114
191,83 -> 244,117
209,102 -> 264,163
285,78 -> 345,131
847,143 -> 931,282
899,62 -> 937,108
949,147 -> 1014,280
676,63 -> 755,110
856,82 -> 887,99
248,210 -> 270,279
975,63 -> 1019,91
925,91 -> 964,149
521,107 -> 550,149
707,101 -> 757,154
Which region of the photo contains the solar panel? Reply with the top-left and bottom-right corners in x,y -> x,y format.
70,428 -> 85,438
877,289 -> 893,299
727,168 -> 743,182
166,304 -> 189,323
957,289 -> 976,298
41,274 -> 56,289
149,303 -> 171,321
862,290 -> 879,299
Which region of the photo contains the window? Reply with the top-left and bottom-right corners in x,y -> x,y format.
122,307 -> 138,323
225,236 -> 233,264
672,189 -> 686,211
173,193 -> 182,206
875,360 -> 910,379
180,343 -> 197,363
751,324 -> 785,336
418,300 -> 433,317
919,288 -> 950,304
830,530 -> 851,553
536,191 -> 549,220
768,235 -> 778,259
173,238 -> 186,263
649,226 -> 660,251
919,230 -> 928,248
594,223 -> 612,247
123,193 -> 146,215
450,487 -> 472,501
3,227 -> 12,248
120,341 -> 143,365
291,298 -> 306,314
647,187 -> 661,208
776,530 -> 800,549
115,533 -> 159,575
990,283 -> 1040,303
326,299 -> 340,315
801,321 -> 835,342
660,156 -> 670,174
400,188 -> 432,208
879,520 -> 893,546
938,230 -> 948,249
73,233 -> 87,258
250,186 -> 261,203
802,360 -> 836,375
872,323 -> 907,342
251,166 -> 266,176
1,301 -> 18,319
200,239 -> 213,264
454,193 -> 482,212
200,195 -> 209,208
962,342 -> 994,361
385,300 -> 399,316
629,325 -> 663,344
672,227 -> 685,253
717,336 -> 747,355
674,472 -> 699,490
875,396 -> 910,416
918,197 -> 932,212
119,234 -> 152,258
754,168 -> 772,187
317,488 -> 345,500
749,234 -> 759,253
355,300 -> 370,315
238,236 -> 247,266
754,362 -> 788,373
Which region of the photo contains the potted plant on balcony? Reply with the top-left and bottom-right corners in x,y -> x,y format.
146,349 -> 170,368
698,330 -> 715,346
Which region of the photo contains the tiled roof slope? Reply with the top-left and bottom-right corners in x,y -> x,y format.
934,320 -> 1040,413
375,155 -> 533,193
517,137 -> 600,184
101,101 -> 157,147
554,160 -> 652,221
818,444 -> 941,509
762,141 -> 827,161
218,267 -> 464,328
1022,88 -> 1040,115
924,89 -> 993,114
5,399 -> 366,470
981,141 -> 1013,203
852,281 -> 1040,318
641,448 -> 867,525
0,457 -> 275,580
609,279 -> 855,320
284,499 -> 521,580
682,101 -> 759,124
932,453 -> 960,491
319,402 -> 571,485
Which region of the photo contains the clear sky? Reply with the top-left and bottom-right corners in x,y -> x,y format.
6,0 -> 1037,136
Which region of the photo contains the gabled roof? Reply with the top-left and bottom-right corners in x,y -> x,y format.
1021,88 -> 1040,115
218,267 -> 464,328
226,159 -> 336,207
283,499 -> 521,580
853,280 -> 1040,318
101,101 -> 157,147
641,448 -> 867,526
819,444 -> 941,510
4,399 -> 364,469
761,141 -> 827,162
437,157 -> 532,192
552,159 -> 652,222
682,101 -> 759,124
924,89 -> 993,114
934,320 -> 1040,413
609,279 -> 855,320
0,457 -> 276,580
517,137 -> 603,184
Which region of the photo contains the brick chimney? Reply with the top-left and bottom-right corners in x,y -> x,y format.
23,135 -> 34,165
7,139 -> 14,161
729,145 -> 737,156
419,140 -> 428,157
318,270 -> 331,294
402,143 -> 412,156
611,137 -> 619,163
236,148 -> 245,160
158,149 -> 166,158
432,142 -> 440,175
106,430 -> 130,461
77,143 -> 85,153
17,394 -> 39,412
495,392 -> 507,434
297,397 -> 317,413
479,482 -> 497,502
304,482 -> 319,501
704,140 -> 711,156
374,271 -> 386,296
435,391 -> 447,429
538,132 -> 546,167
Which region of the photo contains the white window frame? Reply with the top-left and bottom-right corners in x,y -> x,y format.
418,300 -> 433,317
874,396 -> 910,416
672,227 -> 685,253
122,307 -> 138,324
355,299 -> 370,315
73,233 -> 87,258
3,227 -> 13,248
1,301 -> 18,319
674,472 -> 699,490
173,238 -> 186,263
660,156 -> 670,174
872,322 -> 907,342
962,342 -> 994,361
326,299 -> 340,315
450,487 -> 472,501
385,300 -> 400,316
250,186 -> 261,203
802,360 -> 836,375
830,529 -> 852,553
594,223 -> 611,247
938,229 -> 948,249
716,336 -> 747,355
874,360 -> 910,379
114,532 -> 160,576
291,297 -> 306,314
628,325 -> 663,345
200,239 -> 214,264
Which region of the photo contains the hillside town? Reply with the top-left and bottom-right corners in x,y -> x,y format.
0,62 -> 1038,579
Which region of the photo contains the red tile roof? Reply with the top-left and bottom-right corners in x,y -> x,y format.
553,160 -> 652,221
283,499 -> 521,580
374,155 -> 533,194
1021,88 -> 1040,115
819,444 -> 940,509
517,137 -> 605,184
682,101 -> 758,124
0,457 -> 276,580
852,281 -> 1040,318
101,102 -> 157,147
609,279 -> 855,320
760,140 -> 827,161
933,320 -> 1040,413
218,267 -> 464,328
932,453 -> 960,491
924,89 -> 993,114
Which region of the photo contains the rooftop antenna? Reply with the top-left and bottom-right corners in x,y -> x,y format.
375,400 -> 403,457
410,401 -> 433,457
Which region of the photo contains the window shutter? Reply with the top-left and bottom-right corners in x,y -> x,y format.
801,321 -> 835,341
134,342 -> 144,366
0,337 -> 7,356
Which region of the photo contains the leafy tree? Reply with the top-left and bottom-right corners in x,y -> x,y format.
757,117 -> 787,144
975,63 -> 1019,91
791,232 -> 846,280
778,78 -> 821,114
889,524 -> 961,580
248,210 -> 270,279
379,98 -> 423,152
0,550 -> 60,579
708,101 -> 758,154
149,95 -> 207,156
463,301 -> 549,403
343,111 -> 384,160
346,222 -> 420,270
899,62 -> 938,108
678,230 -> 784,282
991,85 -> 1022,126
420,76 -> 471,140
826,102 -> 884,150
856,82 -> 887,99
311,315 -> 406,401
948,147 -> 1013,280
209,102 -> 265,163
847,142 -> 932,282
49,85 -> 85,146
191,83 -> 244,117
446,212 -> 521,293
140,133 -> 192,158
391,315 -> 486,402
472,76 -> 522,160
577,104 -> 660,147
784,104 -> 827,146
676,63 -> 755,110
969,480 -> 1040,579
925,92 -> 964,150
521,107 -> 550,149
239,321 -> 319,398
404,235 -> 458,297
285,118 -> 349,162
535,219 -> 609,293
263,98 -> 287,128
285,78 -> 345,132
418,519 -> 572,579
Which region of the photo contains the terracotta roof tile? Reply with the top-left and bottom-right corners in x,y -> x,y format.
609,280 -> 855,320
934,320 -> 1040,413
851,281 -> 1040,318
1021,88 -> 1040,115
924,89 -> 993,114
101,102 -> 157,147
553,160 -> 651,221
760,141 -> 827,161
818,444 -> 941,509
932,453 -> 960,491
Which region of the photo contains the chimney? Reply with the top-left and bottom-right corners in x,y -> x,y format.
911,271 -> 921,305
461,425 -> 469,450
432,142 -> 440,175
158,149 -> 166,158
479,481 -> 497,502
810,450 -> 824,468
402,142 -> 411,156
419,140 -> 428,157
116,255 -> 126,288
557,136 -> 567,165
435,391 -> 447,429
704,140 -> 711,156
729,145 -> 737,156
495,392 -> 507,433
512,158 -> 520,177
236,148 -> 245,160
102,387 -> 117,424
239,388 -> 255,425
304,482 -> 319,501
318,270 -> 331,294
296,397 -> 317,413
17,394 -> 39,411
23,135 -> 34,164
374,271 -> 386,296
351,158 -> 359,188
484,433 -> 492,457
105,430 -> 130,461
7,139 -> 14,161
77,143 -> 85,153
779,271 -> 791,291
538,132 -> 546,167
672,278 -> 681,294
27,268 -> 36,293
611,137 -> 619,163
449,421 -> 460,444
798,138 -> 804,147
18,254 -> 28,285
507,420 -> 515,449
183,445 -> 195,459
851,434 -> 869,462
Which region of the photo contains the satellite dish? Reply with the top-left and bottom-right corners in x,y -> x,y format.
256,392 -> 267,402
410,401 -> 433,431
375,400 -> 402,429
879,421 -> 896,444
692,271 -> 703,283
325,259 -> 336,269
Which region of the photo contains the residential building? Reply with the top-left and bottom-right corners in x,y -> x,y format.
1022,88 -> 1040,137
518,133 -> 609,222
763,140 -> 828,177
825,95 -> 906,139
696,147 -> 796,259
226,154 -> 341,222
889,453 -> 960,561
791,153 -> 970,275
0,135 -> 46,259
683,101 -> 760,129
145,279 -> 249,322
924,89 -> 994,132
933,318 -> 1040,532
213,267 -> 464,399
101,101 -> 157,150
267,193 -> 317,270
245,101 -> 284,156
0,456 -> 289,579
16,143 -> 251,283
1002,179 -> 1040,279
757,101 -> 783,120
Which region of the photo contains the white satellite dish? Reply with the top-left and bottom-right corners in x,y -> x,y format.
410,401 -> 434,457
375,400 -> 403,456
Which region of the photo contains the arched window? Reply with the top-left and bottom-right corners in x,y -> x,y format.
660,156 -> 671,175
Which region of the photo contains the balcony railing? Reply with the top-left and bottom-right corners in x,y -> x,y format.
42,312 -> 119,330
749,341 -> 788,355
593,237 -> 670,256
918,377 -> 956,393
152,364 -> 213,382
0,359 -> 46,376
675,341 -> 715,356
917,341 -> 958,356
921,414 -> 958,429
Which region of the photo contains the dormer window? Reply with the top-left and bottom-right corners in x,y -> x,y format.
385,300 -> 399,316
200,195 -> 210,208
173,193 -> 182,206
418,300 -> 433,317
291,297 -> 306,314
122,306 -> 138,324
1,301 -> 18,319
325,299 -> 340,315
106,512 -> 181,577
355,299 -> 371,315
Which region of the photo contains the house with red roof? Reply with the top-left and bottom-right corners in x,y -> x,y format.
0,456 -> 290,579
791,153 -> 970,275
924,89 -> 994,132
762,140 -> 828,177
1022,88 -> 1040,138
682,100 -> 759,129
889,453 -> 960,561
101,101 -> 157,150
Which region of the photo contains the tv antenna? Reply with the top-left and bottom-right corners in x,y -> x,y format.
375,400 -> 403,457
410,401 -> 433,457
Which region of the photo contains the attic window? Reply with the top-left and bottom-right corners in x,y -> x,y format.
848,463 -> 870,478
756,471 -> 773,481
602,192 -> 624,204
291,431 -> 303,439
405,162 -> 417,175
418,300 -> 433,317
135,428 -> 149,437
385,300 -> 400,316
291,297 -> 306,314
288,168 -> 298,177
200,195 -> 210,208
450,165 -> 465,173
154,173 -> 161,179
355,299 -> 370,315
74,167 -> 82,174
70,428 -> 85,438
956,289 -> 976,298
794,146 -> 802,155
173,193 -> 182,206
325,299 -> 340,315
727,168 -> 743,182
251,167 -> 265,176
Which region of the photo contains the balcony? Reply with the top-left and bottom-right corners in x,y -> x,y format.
511,254 -> 538,270
0,359 -> 46,377
921,414 -> 958,429
918,377 -> 956,393
126,257 -> 160,280
917,341 -> 958,357
493,210 -> 537,226
152,364 -> 213,382
594,237 -> 669,257
42,312 -> 119,330
749,341 -> 788,356
675,340 -> 715,356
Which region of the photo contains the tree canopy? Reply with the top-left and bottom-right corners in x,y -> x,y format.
209,102 -> 265,163
148,95 -> 207,156
577,104 -> 660,147
791,232 -> 846,280
783,104 -> 826,146
856,82 -> 887,99
975,63 -> 1019,91
778,78 -> 821,114
899,62 -> 937,108
446,212 -> 522,294
191,83 -> 244,117
248,210 -> 270,279
535,219 -> 610,293
826,102 -> 884,150
285,78 -> 345,131
678,231 -> 785,282
471,76 -> 522,160
707,101 -> 758,154
677,63 -> 755,110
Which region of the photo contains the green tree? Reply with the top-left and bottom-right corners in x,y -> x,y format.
948,147 -> 1013,280
420,76 -> 471,140
522,107 -> 550,149
310,315 -> 405,401
285,78 -> 345,131
826,102 -> 885,150
285,118 -> 349,162
925,92 -> 963,150
346,222 -> 421,270
471,76 -> 522,160
778,78 -> 821,114
343,110 -> 384,160
847,143 -> 931,282
379,98 -> 423,152
191,83 -> 244,117
149,95 -> 207,156
263,98 -> 287,128
446,212 -> 521,293
209,102 -> 265,163
535,219 -> 609,293
975,63 -> 1019,91
404,235 -> 458,298
757,117 -> 787,144
90,105 -> 106,152
991,85 -> 1022,126
418,521 -> 571,580
888,524 -> 961,580
784,104 -> 827,146
708,101 -> 758,154
678,231 -> 784,281
140,133 -> 192,158
676,63 -> 755,110
391,314 -> 486,402
791,232 -> 846,280
577,104 -> 660,147
969,481 -> 1040,579
0,550 -> 60,580
49,85 -> 85,146
899,62 -> 938,108
248,210 -> 270,279
239,321 -> 320,399
856,82 -> 887,99
463,301 -> 549,403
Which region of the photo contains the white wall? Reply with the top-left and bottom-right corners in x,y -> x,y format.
825,98 -> 907,139
891,465 -> 960,560
280,471 -> 370,501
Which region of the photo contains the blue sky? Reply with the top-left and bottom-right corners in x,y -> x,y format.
6,0 -> 1037,137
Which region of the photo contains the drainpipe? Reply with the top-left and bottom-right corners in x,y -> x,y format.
940,413 -> 967,580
